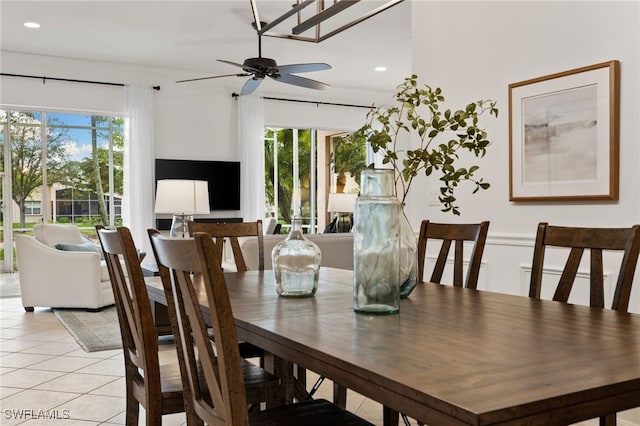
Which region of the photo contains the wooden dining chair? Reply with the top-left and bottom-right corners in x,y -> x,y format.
417,220 -> 490,288
528,222 -> 640,426
148,231 -> 375,426
529,222 -> 640,312
186,220 -> 266,364
96,225 -> 195,425
187,220 -> 320,404
384,220 -> 490,426
146,228 -> 280,412
187,220 -> 264,271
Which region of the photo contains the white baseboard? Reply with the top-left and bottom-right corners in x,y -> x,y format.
576,418 -> 638,426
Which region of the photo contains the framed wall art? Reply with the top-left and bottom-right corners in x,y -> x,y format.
509,60 -> 620,201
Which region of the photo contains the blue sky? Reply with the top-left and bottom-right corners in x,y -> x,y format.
2,110 -> 123,162
48,112 -> 120,162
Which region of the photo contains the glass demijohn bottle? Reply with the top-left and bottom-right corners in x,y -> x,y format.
272,217 -> 322,297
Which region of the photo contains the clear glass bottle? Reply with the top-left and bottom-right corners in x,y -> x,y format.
272,217 -> 321,297
353,169 -> 401,314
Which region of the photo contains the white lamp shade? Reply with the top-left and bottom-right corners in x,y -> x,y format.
327,193 -> 357,213
154,179 -> 210,215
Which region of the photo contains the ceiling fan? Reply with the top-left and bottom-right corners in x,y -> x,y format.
176,26 -> 331,96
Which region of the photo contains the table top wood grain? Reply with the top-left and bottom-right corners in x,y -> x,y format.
146,267 -> 640,425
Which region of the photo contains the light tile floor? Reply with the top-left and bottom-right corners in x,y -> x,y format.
0,274 -> 383,425
1,274 -> 638,426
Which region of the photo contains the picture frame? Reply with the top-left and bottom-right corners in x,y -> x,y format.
509,60 -> 620,201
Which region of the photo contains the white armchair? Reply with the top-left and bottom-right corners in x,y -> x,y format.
15,223 -> 115,312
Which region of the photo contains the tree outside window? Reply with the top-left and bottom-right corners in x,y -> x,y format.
329,132 -> 367,193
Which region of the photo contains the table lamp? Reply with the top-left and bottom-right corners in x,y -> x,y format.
154,179 -> 210,237
327,193 -> 357,233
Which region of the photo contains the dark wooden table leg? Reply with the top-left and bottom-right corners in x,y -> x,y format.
263,352 -> 294,407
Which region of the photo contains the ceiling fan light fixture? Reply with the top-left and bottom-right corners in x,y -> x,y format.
177,20 -> 331,95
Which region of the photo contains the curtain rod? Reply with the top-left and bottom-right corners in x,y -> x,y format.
0,73 -> 160,91
231,92 -> 371,109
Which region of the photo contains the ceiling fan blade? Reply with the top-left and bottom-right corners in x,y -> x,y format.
217,59 -> 245,68
240,77 -> 263,96
218,58 -> 262,74
272,73 -> 330,91
176,73 -> 251,83
276,63 -> 332,74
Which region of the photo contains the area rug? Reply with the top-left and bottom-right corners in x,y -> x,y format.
54,306 -> 122,352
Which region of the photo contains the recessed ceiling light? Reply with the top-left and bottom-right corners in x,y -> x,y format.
374,66 -> 387,72
24,22 -> 41,29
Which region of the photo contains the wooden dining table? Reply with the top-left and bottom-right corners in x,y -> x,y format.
145,267 -> 640,426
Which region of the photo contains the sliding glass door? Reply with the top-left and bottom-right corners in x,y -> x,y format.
265,127 -> 317,233
264,127 -> 368,235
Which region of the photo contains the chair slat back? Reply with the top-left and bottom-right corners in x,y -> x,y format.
146,229 -> 192,394
95,226 -> 160,394
188,221 -> 264,271
528,222 -> 640,312
147,229 -> 185,331
149,232 -> 250,426
418,221 -> 489,289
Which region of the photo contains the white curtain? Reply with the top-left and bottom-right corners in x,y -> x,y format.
123,85 -> 155,261
238,94 -> 265,222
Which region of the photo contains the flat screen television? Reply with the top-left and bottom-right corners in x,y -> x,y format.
155,159 -> 241,211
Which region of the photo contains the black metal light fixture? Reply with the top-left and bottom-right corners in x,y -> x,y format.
250,0 -> 405,43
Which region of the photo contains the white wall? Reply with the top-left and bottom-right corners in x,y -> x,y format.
409,1 -> 640,314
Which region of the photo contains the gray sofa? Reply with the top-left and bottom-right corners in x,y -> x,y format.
239,233 -> 354,271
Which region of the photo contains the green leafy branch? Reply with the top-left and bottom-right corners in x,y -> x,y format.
355,75 -> 499,215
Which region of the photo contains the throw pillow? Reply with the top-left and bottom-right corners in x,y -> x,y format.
55,241 -> 104,260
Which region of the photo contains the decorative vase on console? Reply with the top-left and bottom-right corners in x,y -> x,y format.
272,216 -> 321,297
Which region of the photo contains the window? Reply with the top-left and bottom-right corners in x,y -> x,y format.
0,110 -> 124,228
24,200 -> 41,215
54,188 -> 122,223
